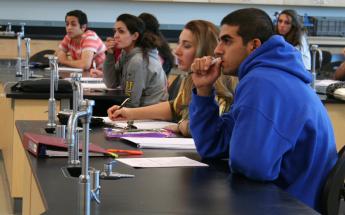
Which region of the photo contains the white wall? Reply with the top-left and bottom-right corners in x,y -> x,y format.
1,0 -> 344,27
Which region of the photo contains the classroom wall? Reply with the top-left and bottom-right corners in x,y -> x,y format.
0,0 -> 345,28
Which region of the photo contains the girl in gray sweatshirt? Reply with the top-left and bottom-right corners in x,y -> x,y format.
103,13 -> 168,107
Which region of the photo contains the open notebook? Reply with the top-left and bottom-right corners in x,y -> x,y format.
103,119 -> 195,150
102,118 -> 178,130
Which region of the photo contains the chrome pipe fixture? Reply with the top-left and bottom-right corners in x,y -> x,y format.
310,44 -> 323,90
0,22 -> 15,37
75,99 -> 94,215
15,23 -> 25,77
23,38 -> 31,80
70,72 -> 83,114
46,55 -> 59,129
16,33 -> 23,77
66,71 -> 84,166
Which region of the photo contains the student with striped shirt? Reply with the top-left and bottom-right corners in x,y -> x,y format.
57,10 -> 106,76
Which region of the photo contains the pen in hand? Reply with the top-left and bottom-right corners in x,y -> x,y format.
108,98 -> 130,121
189,57 -> 220,75
119,98 -> 130,109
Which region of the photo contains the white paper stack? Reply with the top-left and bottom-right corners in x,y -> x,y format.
121,137 -> 196,150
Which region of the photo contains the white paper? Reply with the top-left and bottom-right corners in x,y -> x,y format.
103,119 -> 178,130
82,83 -> 107,89
121,137 -> 196,149
117,156 -> 208,168
315,79 -> 341,86
45,150 -> 104,157
58,67 -> 83,73
315,79 -> 342,94
64,77 -> 104,83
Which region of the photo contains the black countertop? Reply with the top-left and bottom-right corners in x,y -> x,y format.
0,59 -> 127,116
16,120 -> 318,215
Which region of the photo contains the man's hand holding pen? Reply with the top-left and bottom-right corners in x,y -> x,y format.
190,56 -> 222,97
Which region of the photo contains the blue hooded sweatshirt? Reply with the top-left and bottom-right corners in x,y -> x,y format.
189,35 -> 337,210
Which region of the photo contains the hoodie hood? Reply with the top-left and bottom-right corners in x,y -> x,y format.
123,47 -> 160,62
238,35 -> 312,84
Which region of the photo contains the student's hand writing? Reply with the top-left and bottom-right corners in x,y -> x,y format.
107,105 -> 130,121
190,56 -> 222,96
90,69 -> 103,78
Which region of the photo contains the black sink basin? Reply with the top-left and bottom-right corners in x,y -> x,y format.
61,166 -> 82,178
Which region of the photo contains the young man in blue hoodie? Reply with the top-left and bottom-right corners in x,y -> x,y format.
189,8 -> 337,211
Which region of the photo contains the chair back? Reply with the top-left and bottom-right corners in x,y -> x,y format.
30,49 -> 56,65
320,145 -> 345,215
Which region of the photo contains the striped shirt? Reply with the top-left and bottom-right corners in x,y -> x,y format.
59,30 -> 106,69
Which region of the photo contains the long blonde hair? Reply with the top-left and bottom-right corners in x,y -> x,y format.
173,20 -> 234,120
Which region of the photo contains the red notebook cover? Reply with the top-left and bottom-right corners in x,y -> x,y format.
23,132 -> 108,158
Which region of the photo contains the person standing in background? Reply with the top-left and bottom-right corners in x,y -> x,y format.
103,13 -> 168,108
57,10 -> 106,76
276,9 -> 311,71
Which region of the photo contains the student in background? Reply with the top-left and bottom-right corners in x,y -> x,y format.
57,10 -> 106,76
103,13 -> 168,107
276,9 -> 311,71
138,13 -> 175,76
334,48 -> 345,80
107,20 -> 236,137
189,8 -> 337,211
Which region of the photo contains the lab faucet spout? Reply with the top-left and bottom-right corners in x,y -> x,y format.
66,110 -> 88,166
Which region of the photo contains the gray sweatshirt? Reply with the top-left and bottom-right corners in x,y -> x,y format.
103,47 -> 168,107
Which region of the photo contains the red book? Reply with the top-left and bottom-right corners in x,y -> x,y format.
23,132 -> 108,158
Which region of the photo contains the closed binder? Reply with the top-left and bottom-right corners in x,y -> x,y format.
23,132 -> 107,158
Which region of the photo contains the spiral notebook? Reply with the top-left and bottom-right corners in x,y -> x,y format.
104,128 -> 176,139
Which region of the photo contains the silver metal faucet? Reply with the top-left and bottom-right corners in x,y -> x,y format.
310,44 -> 323,90
46,56 -> 59,129
14,23 -> 25,77
70,72 -> 83,114
23,38 -> 31,80
0,22 -> 16,37
16,32 -> 23,77
77,99 -> 94,215
66,74 -> 84,166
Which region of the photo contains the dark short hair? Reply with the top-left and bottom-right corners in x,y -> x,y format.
221,8 -> 274,45
65,10 -> 88,26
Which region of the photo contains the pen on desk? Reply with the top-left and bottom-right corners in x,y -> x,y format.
107,149 -> 144,155
188,57 -> 220,75
107,151 -> 119,158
